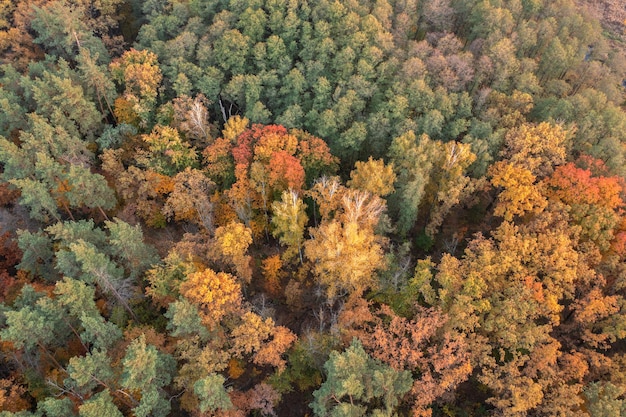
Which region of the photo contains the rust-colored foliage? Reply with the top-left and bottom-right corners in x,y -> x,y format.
0,377 -> 30,412
268,150 -> 305,192
0,182 -> 20,206
253,325 -> 297,371
340,300 -> 470,416
261,255 -> 284,297
221,121 -> 336,232
229,383 -> 281,417
546,161 -> 623,210
101,148 -> 175,227
0,232 -> 21,303
545,158 -> 625,252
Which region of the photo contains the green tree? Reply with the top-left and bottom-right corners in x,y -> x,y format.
105,218 -> 159,280
0,115 -> 115,223
120,334 -> 176,417
78,390 -> 123,417
584,382 -> 626,417
66,348 -> 115,395
194,374 -> 233,414
311,339 -> 412,417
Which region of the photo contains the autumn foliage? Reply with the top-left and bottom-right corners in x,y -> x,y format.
2,0 -> 626,415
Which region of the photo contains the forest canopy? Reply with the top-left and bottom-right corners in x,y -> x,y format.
1,0 -> 626,416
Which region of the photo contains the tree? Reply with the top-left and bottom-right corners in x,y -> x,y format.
171,94 -> 213,146
271,190 -> 308,263
309,176 -> 345,222
120,334 -> 176,417
29,68 -> 102,141
389,131 -> 476,237
230,311 -> 274,359
311,339 -> 413,417
109,48 -> 162,126
0,378 -> 29,412
254,325 -> 297,372
76,48 -> 117,121
194,374 -> 233,414
66,348 -> 115,395
78,390 -> 123,417
388,131 -> 438,236
584,382 -> 626,417
37,397 -> 76,417
424,140 -> 477,237
67,240 -> 137,319
104,218 -> 159,281
162,168 -> 216,231
347,157 -> 396,197
1,286 -> 67,354
0,115 -> 115,223
179,268 -> 243,328
489,161 -> 547,221
137,125 -> 198,176
501,122 -> 567,177
146,251 -> 197,308
101,149 -> 173,227
305,218 -> 385,300
213,221 -> 253,282
343,304 -> 471,416
544,159 -> 624,252
16,229 -> 55,281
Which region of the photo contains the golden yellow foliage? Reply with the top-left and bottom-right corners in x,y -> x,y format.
228,358 -> 246,379
222,116 -> 250,142
503,122 -> 567,177
489,161 -> 547,221
305,220 -> 385,300
230,312 -> 274,357
214,221 -> 253,282
347,157 -> 396,196
180,268 -> 243,327
215,221 -> 253,259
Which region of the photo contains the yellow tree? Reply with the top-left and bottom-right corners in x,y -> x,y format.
137,125 -> 198,176
271,190 -> 308,263
489,161 -> 547,221
306,182 -> 388,300
230,312 -> 296,372
179,268 -> 243,328
305,219 -> 385,300
426,212 -> 592,416
109,48 -> 162,126
222,115 -> 250,142
214,221 -> 253,282
502,122 -> 567,177
425,141 -> 478,237
347,157 -> 396,197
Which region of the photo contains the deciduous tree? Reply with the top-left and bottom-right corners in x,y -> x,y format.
271,190 -> 308,263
